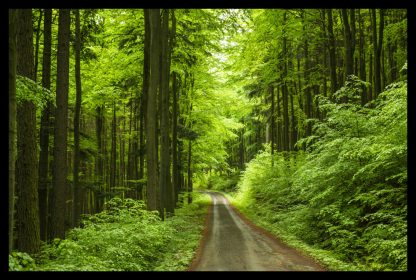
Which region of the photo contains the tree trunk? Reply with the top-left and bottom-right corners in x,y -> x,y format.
160,9 -> 174,217
372,9 -> 384,98
127,92 -> 134,196
110,102 -> 117,192
139,9 -> 151,200
146,9 -> 160,212
290,92 -> 297,150
358,9 -> 367,105
119,105 -> 125,192
239,124 -> 245,169
50,9 -> 71,240
38,8 -> 52,242
95,105 -> 104,212
9,9 -> 17,254
16,8 -> 41,254
327,9 -> 338,96
33,9 -> 43,82
172,72 -> 179,204
350,9 -> 356,75
368,52 -> 373,102
342,9 -> 354,78
187,139 -> 192,204
282,12 -> 289,152
276,86 -> 282,152
303,20 -> 312,137
73,9 -> 82,228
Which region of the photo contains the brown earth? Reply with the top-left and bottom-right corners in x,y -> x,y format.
189,191 -> 326,271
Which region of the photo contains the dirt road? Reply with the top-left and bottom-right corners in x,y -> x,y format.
190,191 -> 325,271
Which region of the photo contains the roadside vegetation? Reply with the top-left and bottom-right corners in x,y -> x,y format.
9,193 -> 210,271
217,79 -> 407,271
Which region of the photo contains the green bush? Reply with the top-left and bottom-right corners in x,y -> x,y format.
9,251 -> 37,271
232,80 -> 407,271
207,170 -> 241,192
13,194 -> 209,271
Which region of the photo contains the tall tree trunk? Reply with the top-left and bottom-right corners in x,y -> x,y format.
350,9 -> 356,76
327,9 -> 338,96
239,127 -> 244,169
372,9 -> 384,98
160,9 -> 173,217
16,8 -> 41,254
95,105 -> 104,212
50,9 -> 71,240
342,9 -> 354,78
110,102 -> 117,192
73,9 -> 82,227
9,9 -> 17,254
378,10 -> 385,93
282,85 -> 289,151
276,86 -> 282,152
146,9 -> 160,212
321,9 -> 328,98
368,52 -> 373,102
38,8 -> 52,242
172,72 -> 179,204
127,93 -> 134,196
358,9 -> 367,105
290,92 -> 297,150
303,14 -> 312,137
34,9 -> 43,82
282,12 -> 289,152
139,9 -> 151,200
187,139 -> 192,204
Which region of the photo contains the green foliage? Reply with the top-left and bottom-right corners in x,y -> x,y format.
9,251 -> 36,271
207,170 -> 241,192
15,194 -> 209,271
16,75 -> 53,109
232,80 -> 407,271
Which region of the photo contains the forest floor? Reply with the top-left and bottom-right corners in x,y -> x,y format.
189,191 -> 326,271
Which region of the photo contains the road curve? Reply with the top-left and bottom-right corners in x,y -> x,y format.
190,191 -> 325,271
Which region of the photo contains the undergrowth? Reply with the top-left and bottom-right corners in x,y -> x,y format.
227,79 -> 407,271
9,192 -> 210,271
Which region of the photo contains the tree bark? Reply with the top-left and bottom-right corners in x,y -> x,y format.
342,9 -> 354,77
95,105 -> 104,212
358,9 -> 367,105
50,9 -> 71,240
276,86 -> 282,152
110,102 -> 117,192
34,9 -> 43,82
9,9 -> 17,254
16,8 -> 41,253
146,9 -> 160,212
350,9 -> 356,75
372,9 -> 384,98
187,139 -> 192,204
327,9 -> 338,96
139,9 -> 151,200
38,8 -> 52,242
290,91 -> 297,150
303,14 -> 312,137
160,9 -> 174,217
172,72 -> 179,204
73,9 -> 82,227
282,12 -> 290,152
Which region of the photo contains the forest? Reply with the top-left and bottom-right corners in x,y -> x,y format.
8,8 -> 407,271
